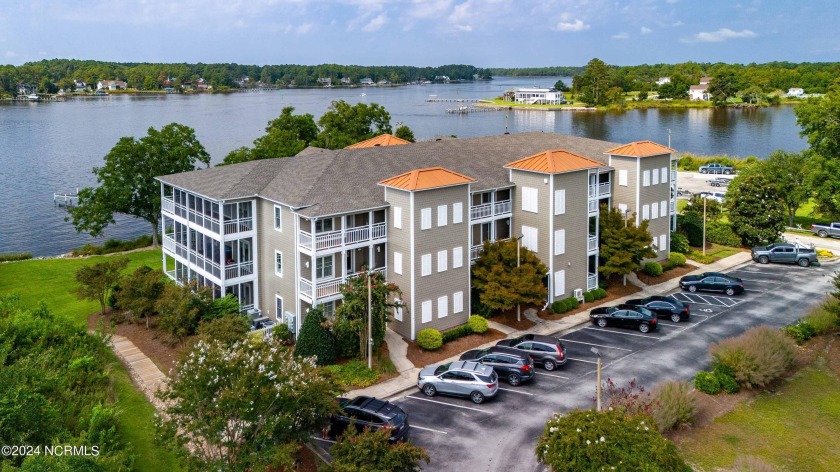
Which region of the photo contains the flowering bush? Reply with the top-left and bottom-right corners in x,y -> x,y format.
536,409 -> 690,471
600,378 -> 657,417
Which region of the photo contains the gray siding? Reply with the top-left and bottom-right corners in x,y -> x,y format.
384,189 -> 413,339
609,155 -> 638,217
551,170 -> 591,299
638,154 -> 673,260
257,199 -> 297,323
510,170 -> 552,263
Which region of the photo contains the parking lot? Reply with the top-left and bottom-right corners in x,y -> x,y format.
315,259 -> 837,471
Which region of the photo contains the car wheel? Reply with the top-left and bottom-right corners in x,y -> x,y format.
671,313 -> 682,323
725,287 -> 736,296
798,258 -> 810,267
543,359 -> 557,371
724,170 -> 732,175
818,230 -> 828,238
507,373 -> 522,386
758,256 -> 769,264
422,384 -> 437,397
470,391 -> 485,404
688,285 -> 697,293
597,318 -> 608,328
700,169 -> 707,174
639,323 -> 650,333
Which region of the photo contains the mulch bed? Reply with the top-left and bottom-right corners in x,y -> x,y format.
405,328 -> 507,368
636,264 -> 697,286
489,307 -> 537,331
538,282 -> 642,321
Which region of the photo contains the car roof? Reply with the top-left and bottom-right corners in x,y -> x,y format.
449,360 -> 495,375
345,396 -> 403,418
522,334 -> 561,344
487,345 -> 531,357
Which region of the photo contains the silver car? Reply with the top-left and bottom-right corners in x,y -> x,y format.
417,361 -> 499,404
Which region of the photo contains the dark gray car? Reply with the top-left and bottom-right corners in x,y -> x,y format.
459,346 -> 535,386
495,334 -> 567,371
417,361 -> 499,404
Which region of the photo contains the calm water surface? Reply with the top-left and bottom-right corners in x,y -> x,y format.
0,77 -> 807,256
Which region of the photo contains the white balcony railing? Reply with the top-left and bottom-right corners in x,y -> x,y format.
587,273 -> 598,291
371,222 -> 387,239
345,226 -> 370,245
224,217 -> 253,235
598,182 -> 611,196
670,200 -> 676,214
470,244 -> 483,261
163,234 -> 175,252
494,200 -> 512,215
162,197 -> 175,214
671,170 -> 677,182
588,235 -> 598,253
225,261 -> 254,280
299,268 -> 387,301
299,223 -> 387,251
470,203 -> 492,220
588,185 -> 597,198
588,199 -> 598,214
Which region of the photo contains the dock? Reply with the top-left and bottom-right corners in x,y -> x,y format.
446,106 -> 505,114
427,98 -> 484,103
54,189 -> 79,207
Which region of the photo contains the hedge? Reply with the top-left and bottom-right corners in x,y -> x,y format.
643,261 -> 664,277
467,315 -> 488,333
670,232 -> 691,254
441,325 -> 473,343
705,221 -> 742,247
417,328 -> 443,350
0,252 -> 33,262
552,297 -> 580,314
583,291 -> 595,303
71,235 -> 154,256
694,371 -> 721,395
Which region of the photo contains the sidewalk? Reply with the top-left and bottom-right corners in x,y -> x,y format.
347,251 -> 754,401
109,334 -> 168,409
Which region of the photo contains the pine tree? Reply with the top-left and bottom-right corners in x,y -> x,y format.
293,306 -> 336,365
599,206 -> 657,285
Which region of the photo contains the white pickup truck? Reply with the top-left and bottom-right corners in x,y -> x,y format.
811,222 -> 840,238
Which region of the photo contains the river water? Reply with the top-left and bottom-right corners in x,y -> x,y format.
0,77 -> 807,257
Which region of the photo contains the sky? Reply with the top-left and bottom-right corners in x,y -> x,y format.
2,0 -> 839,68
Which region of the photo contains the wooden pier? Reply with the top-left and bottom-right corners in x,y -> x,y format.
426,98 -> 485,103
446,106 -> 505,114
54,189 -> 79,207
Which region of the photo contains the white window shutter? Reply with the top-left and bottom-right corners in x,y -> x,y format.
522,226 -> 538,253
438,296 -> 448,318
554,189 -> 566,215
437,250 -> 447,272
554,229 -> 566,255
453,291 -> 464,313
643,170 -> 650,187
652,169 -> 659,185
421,254 -> 431,276
421,208 -> 431,230
394,207 -> 402,229
660,234 -> 667,251
453,202 -> 463,224
618,169 -> 628,187
393,252 -> 403,275
452,246 -> 463,268
660,200 -> 667,216
421,300 -> 432,323
437,204 -> 447,227
618,203 -> 628,215
661,167 -> 668,184
651,203 -> 659,219
554,270 -> 565,298
642,204 -> 650,220
522,187 -> 538,213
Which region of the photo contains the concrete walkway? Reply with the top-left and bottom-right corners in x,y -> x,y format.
109,334 -> 167,409
348,251 -> 754,401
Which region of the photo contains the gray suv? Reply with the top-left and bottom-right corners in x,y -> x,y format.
417,361 -> 499,404
496,334 -> 567,371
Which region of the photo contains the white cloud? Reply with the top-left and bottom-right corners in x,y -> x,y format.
683,28 -> 757,43
296,23 -> 313,34
555,19 -> 590,32
612,32 -> 629,40
640,26 -> 652,34
409,0 -> 452,19
672,20 -> 683,27
454,24 -> 473,32
361,13 -> 387,32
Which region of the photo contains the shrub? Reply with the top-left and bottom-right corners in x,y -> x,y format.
536,409 -> 690,472
716,372 -> 740,394
688,250 -> 716,264
694,371 -> 721,395
467,315 -> 488,333
0,252 -> 33,262
670,232 -> 691,254
196,313 -> 250,348
551,297 -> 580,314
441,325 -> 473,343
271,323 -> 293,345
817,249 -> 834,258
601,378 -> 655,417
643,261 -> 664,277
782,321 -> 817,345
710,325 -> 796,389
293,307 -> 336,365
71,235 -> 154,256
651,380 -> 696,432
668,252 -> 687,267
583,291 -> 595,303
677,212 -> 704,247
706,221 -> 742,247
416,328 -> 442,350
325,361 -> 380,388
661,260 -> 677,272
803,303 -> 840,334
330,424 -> 430,472
592,288 -> 607,300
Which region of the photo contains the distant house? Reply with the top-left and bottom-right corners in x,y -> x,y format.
236,77 -> 250,87
435,75 -> 451,82
196,78 -> 211,91
74,80 -> 90,91
317,77 -> 332,86
514,88 -> 565,105
377,79 -> 391,86
699,76 -> 712,85
340,77 -> 352,85
16,83 -> 36,95
656,77 -> 671,85
97,80 -> 127,91
787,87 -> 805,98
689,84 -> 710,101
360,78 -> 374,85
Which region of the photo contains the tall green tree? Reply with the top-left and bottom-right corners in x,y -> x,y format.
471,239 -> 548,312
795,85 -> 840,219
573,58 -> 614,106
394,125 -> 416,143
314,100 -> 393,149
221,106 -> 318,165
725,174 -> 786,246
599,206 -> 656,285
294,306 -> 337,365
156,336 -> 341,471
758,150 -> 812,227
334,271 -> 402,360
117,265 -> 167,329
68,123 -> 210,247
708,70 -> 740,105
74,257 -> 129,316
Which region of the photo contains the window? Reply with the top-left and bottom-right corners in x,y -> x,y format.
453,202 -> 463,224
651,203 -> 659,219
554,270 -> 565,298
642,204 -> 650,220
322,300 -> 335,318
554,229 -> 566,255
618,169 -> 628,187
452,246 -> 463,269
315,218 -> 333,233
652,236 -> 657,249
394,206 -> 402,229
659,234 -> 667,251
660,200 -> 667,216
274,251 -> 283,277
438,296 -> 448,318
437,205 -> 448,227
421,208 -> 432,230
393,252 -> 403,275
273,205 -> 282,231
661,167 -> 668,184
453,291 -> 463,313
642,170 -> 650,187
652,168 -> 659,185
316,256 -> 333,279
618,203 -> 628,215
554,189 -> 566,215
437,250 -> 448,272
421,254 -> 432,276
394,297 -> 403,321
522,187 -> 539,213
275,296 -> 284,322
522,225 -> 538,253
422,300 -> 432,323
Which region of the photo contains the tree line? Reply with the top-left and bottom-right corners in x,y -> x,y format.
0,59 -> 492,95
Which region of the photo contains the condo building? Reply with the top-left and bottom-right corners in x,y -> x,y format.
156,132 -> 677,340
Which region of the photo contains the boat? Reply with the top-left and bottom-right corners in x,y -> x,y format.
26,93 -> 40,101
360,93 -> 366,97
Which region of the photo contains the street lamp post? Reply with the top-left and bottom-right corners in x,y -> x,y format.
516,234 -> 524,323
591,347 -> 602,411
367,268 -> 373,369
703,197 -> 707,257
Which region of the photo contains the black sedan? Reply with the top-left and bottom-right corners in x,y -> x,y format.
589,305 -> 658,333
679,272 -> 744,295
459,346 -> 535,387
327,396 -> 409,442
625,295 -> 690,322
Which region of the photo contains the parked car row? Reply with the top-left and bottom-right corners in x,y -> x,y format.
679,271 -> 744,295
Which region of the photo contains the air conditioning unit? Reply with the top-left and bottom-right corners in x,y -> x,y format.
285,312 -> 297,334
573,288 -> 584,302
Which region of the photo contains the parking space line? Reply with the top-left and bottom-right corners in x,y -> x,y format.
655,322 -> 679,327
311,436 -> 336,444
566,356 -> 598,364
410,425 -> 448,434
583,327 -> 659,339
697,294 -> 718,305
404,395 -> 489,413
535,372 -> 570,380
498,387 -> 534,396
558,339 -> 632,352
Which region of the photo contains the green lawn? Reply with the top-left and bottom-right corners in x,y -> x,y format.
0,248 -> 162,326
678,361 -> 840,470
792,199 -> 824,229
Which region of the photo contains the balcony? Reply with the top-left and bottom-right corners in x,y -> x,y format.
670,200 -> 676,214
298,223 -> 386,251
470,200 -> 511,220
225,261 -> 254,280
187,251 -> 221,279
161,197 -> 221,233
588,235 -> 598,253
162,197 -> 175,214
224,217 -> 253,235
587,273 -> 598,291
299,268 -> 387,301
162,234 -> 189,260
598,182 -> 611,196
494,200 -> 512,215
588,199 -> 598,214
470,244 -> 483,261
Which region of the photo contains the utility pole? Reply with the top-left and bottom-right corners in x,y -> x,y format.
703,197 -> 707,257
592,347 -> 602,411
516,234 -> 524,322
367,269 -> 373,369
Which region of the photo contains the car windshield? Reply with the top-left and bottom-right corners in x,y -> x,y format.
607,307 -> 618,313
637,307 -> 653,316
434,363 -> 451,376
476,373 -> 493,383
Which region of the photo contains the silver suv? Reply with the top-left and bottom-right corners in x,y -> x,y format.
417,361 -> 499,404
